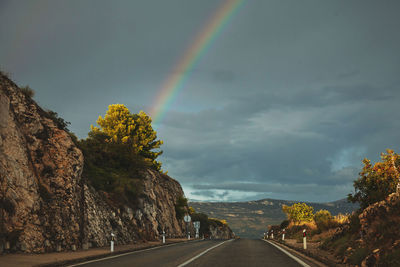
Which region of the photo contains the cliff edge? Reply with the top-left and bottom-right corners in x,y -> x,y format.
0,74 -> 185,253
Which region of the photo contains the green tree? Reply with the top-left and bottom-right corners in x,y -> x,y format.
91,104 -> 163,170
282,203 -> 314,224
314,209 -> 333,231
348,149 -> 399,209
174,195 -> 188,220
78,131 -> 151,204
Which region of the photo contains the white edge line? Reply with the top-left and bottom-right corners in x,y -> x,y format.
67,240 -> 200,267
262,239 -> 311,267
177,239 -> 234,267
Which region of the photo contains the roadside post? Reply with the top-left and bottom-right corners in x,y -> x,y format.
194,221 -> 200,239
162,229 -> 166,244
282,228 -> 285,241
263,232 -> 266,240
303,229 -> 307,250
271,230 -> 274,239
111,233 -> 115,252
184,214 -> 191,240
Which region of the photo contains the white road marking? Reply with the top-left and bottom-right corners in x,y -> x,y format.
262,240 -> 311,267
67,240 -> 200,267
177,239 -> 234,267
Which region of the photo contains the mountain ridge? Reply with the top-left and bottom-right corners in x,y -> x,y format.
190,197 -> 358,238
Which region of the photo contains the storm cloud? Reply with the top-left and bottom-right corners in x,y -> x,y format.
1,0 -> 399,202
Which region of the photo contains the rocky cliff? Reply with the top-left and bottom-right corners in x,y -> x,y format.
209,224 -> 235,239
356,192 -> 400,266
0,73 -> 186,253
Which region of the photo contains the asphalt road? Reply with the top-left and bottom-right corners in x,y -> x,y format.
71,239 -> 309,267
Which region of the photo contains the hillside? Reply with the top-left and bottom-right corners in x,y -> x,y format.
190,198 -> 358,238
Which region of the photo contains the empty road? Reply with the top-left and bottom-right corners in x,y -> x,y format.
70,239 -> 313,267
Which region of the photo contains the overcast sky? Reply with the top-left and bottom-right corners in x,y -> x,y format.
1,0 -> 399,202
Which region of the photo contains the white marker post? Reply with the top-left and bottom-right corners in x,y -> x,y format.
282,228 -> 285,241
184,214 -> 191,240
162,230 -> 166,244
271,230 -> 274,239
110,233 -> 115,252
194,221 -> 200,239
303,229 -> 307,250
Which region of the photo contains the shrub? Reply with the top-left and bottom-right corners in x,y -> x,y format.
280,219 -> 290,229
348,150 -> 399,209
79,131 -> 151,206
314,209 -> 335,231
175,196 -> 188,220
20,85 -> 35,98
282,203 -> 314,224
191,212 -> 210,236
46,110 -> 71,132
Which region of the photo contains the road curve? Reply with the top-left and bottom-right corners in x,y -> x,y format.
70,239 -> 311,267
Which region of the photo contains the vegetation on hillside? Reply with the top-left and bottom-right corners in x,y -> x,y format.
91,104 -> 163,171
276,149 -> 400,266
188,206 -> 230,238
282,202 -> 314,224
348,149 -> 399,209
78,104 -> 164,206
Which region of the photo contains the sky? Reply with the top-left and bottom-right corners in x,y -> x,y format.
1,0 -> 399,202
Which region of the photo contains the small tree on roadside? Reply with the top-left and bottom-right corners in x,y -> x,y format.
348,149 -> 399,209
282,203 -> 314,224
314,209 -> 334,231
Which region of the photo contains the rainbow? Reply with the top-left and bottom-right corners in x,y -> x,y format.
149,0 -> 245,125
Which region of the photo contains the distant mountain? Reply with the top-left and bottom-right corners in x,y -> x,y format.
189,198 -> 358,238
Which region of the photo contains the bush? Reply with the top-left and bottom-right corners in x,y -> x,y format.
46,110 -> 71,132
20,85 -> 35,98
191,212 -> 210,236
79,131 -> 151,206
175,196 -> 188,220
348,150 -> 399,209
282,203 -> 314,224
280,219 -> 289,229
314,209 -> 335,231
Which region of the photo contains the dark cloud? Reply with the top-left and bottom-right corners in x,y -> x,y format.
1,0 -> 399,202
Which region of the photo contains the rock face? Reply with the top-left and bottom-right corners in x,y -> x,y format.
0,74 -> 84,252
357,192 -> 400,265
209,224 -> 234,239
0,74 -> 185,253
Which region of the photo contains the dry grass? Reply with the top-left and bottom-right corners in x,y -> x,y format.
333,213 -> 350,224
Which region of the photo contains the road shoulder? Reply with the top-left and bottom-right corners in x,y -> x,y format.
0,239 -> 197,267
263,239 -> 329,267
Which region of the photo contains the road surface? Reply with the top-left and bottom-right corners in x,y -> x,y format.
70,239 -> 312,267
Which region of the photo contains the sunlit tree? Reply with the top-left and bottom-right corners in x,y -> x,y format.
282,203 -> 314,224
91,104 -> 163,170
348,149 -> 399,209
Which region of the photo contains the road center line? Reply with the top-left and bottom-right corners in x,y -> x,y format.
262,240 -> 311,267
177,239 -> 234,267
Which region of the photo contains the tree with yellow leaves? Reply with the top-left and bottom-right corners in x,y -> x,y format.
348,149 -> 400,209
91,104 -> 163,170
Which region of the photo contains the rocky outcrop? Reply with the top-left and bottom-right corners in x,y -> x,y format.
209,224 -> 235,239
83,170 -> 186,248
0,74 -> 84,253
357,192 -> 400,266
0,74 -> 186,253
